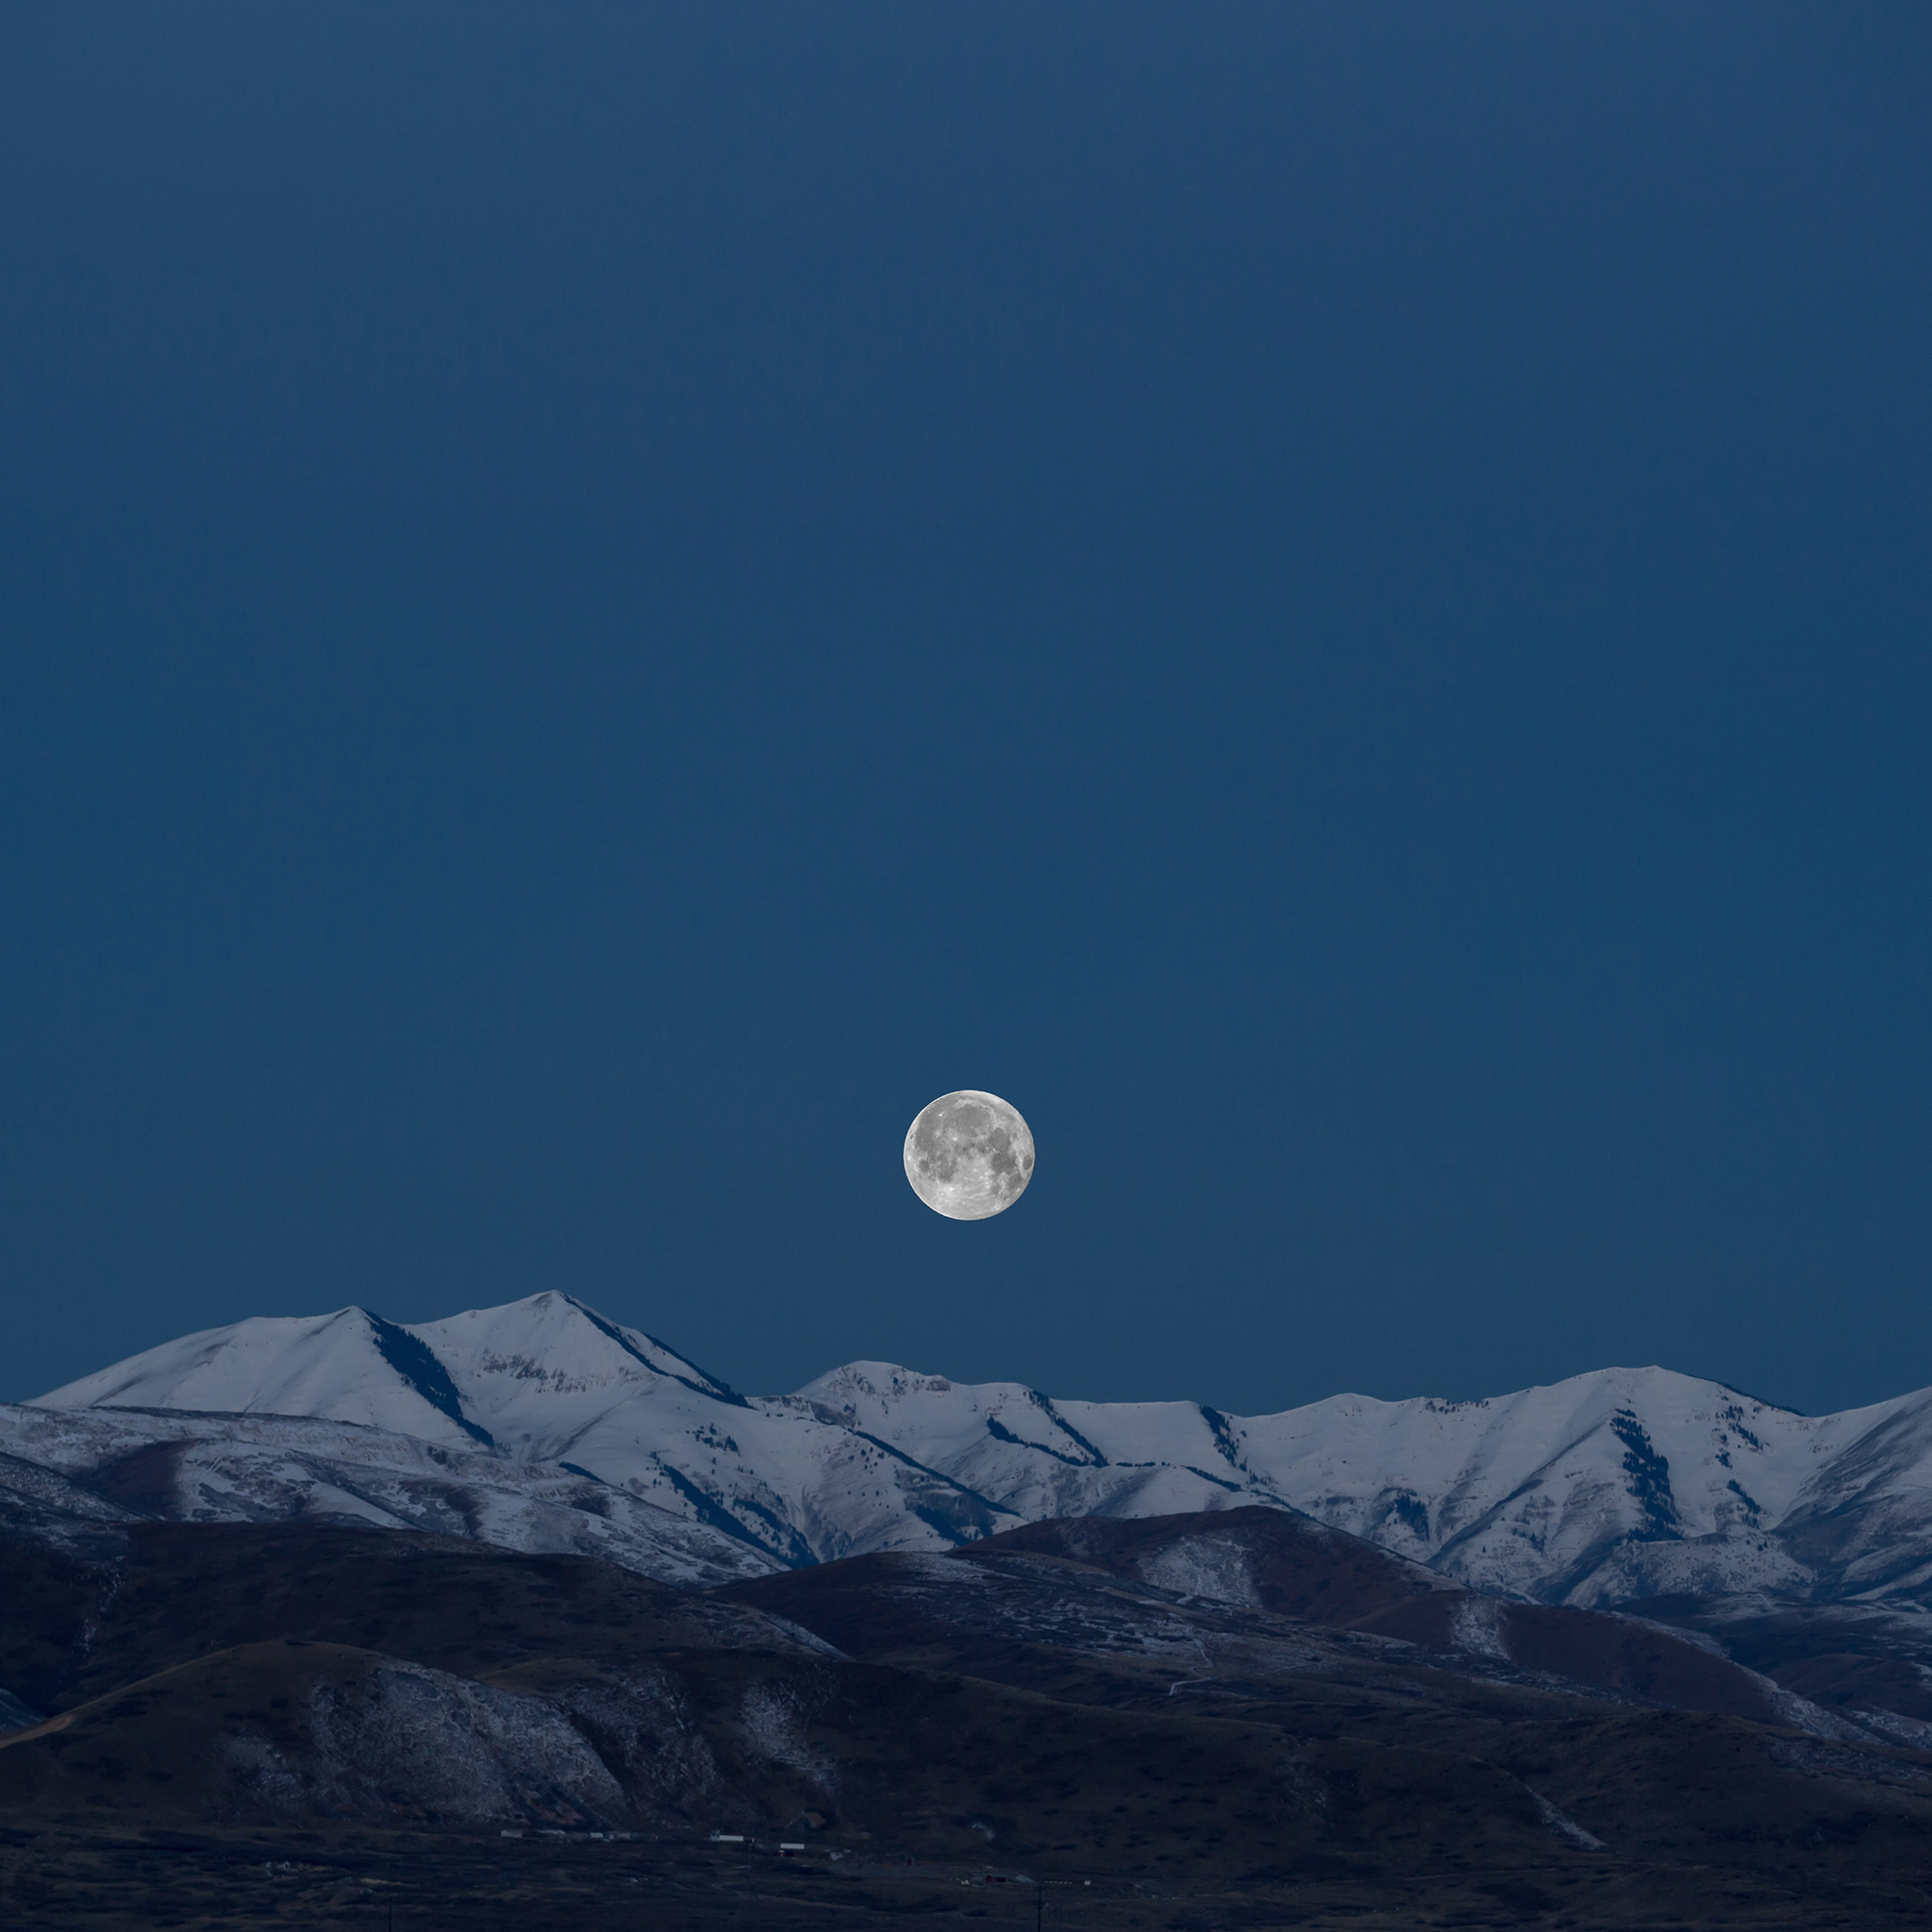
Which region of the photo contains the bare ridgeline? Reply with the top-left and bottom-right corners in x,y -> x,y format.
8,1296 -> 1932,1929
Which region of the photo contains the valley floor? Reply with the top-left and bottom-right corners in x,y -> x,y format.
3,1820 -> 1926,1932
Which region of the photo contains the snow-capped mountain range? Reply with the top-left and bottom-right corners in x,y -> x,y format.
12,1291 -> 1932,1609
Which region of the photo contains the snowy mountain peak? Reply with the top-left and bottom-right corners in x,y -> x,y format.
793,1361 -> 958,1407
414,1291 -> 741,1417
789,1362 -> 1111,1471
34,1307 -> 488,1449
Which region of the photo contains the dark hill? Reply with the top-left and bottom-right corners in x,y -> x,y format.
8,1512 -> 1932,1926
978,1503 -> 1453,1625
970,1506 -> 1792,1722
0,1520 -> 809,1719
720,1532 -> 1932,1900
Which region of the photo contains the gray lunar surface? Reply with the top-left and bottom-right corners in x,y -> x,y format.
901,1090 -> 1035,1220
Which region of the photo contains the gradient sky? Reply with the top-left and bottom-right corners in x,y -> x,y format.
4,3 -> 1930,1417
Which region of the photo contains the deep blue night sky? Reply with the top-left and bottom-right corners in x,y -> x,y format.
4,3 -> 1929,1415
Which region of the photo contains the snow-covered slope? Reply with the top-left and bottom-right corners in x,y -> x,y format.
781,1358 -> 1924,1604
1209,1369 -> 1908,1605
30,1295 -> 1013,1568
28,1293 -> 1932,1607
0,1400 -> 774,1586
1769,1387 -> 1932,1601
40,1307 -> 494,1449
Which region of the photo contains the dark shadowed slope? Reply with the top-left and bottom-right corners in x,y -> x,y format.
0,1521 -> 807,1721
721,1520 -> 1932,1893
910,1507 -> 1833,1728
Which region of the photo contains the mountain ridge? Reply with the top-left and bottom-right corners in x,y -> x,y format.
24,1291 -> 1932,1611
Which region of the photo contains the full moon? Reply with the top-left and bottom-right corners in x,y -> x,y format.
903,1091 -> 1036,1221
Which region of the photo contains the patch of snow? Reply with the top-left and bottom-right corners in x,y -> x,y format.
1133,1535 -> 1260,1607
1528,1789 -> 1605,1850
1450,1596 -> 1512,1662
